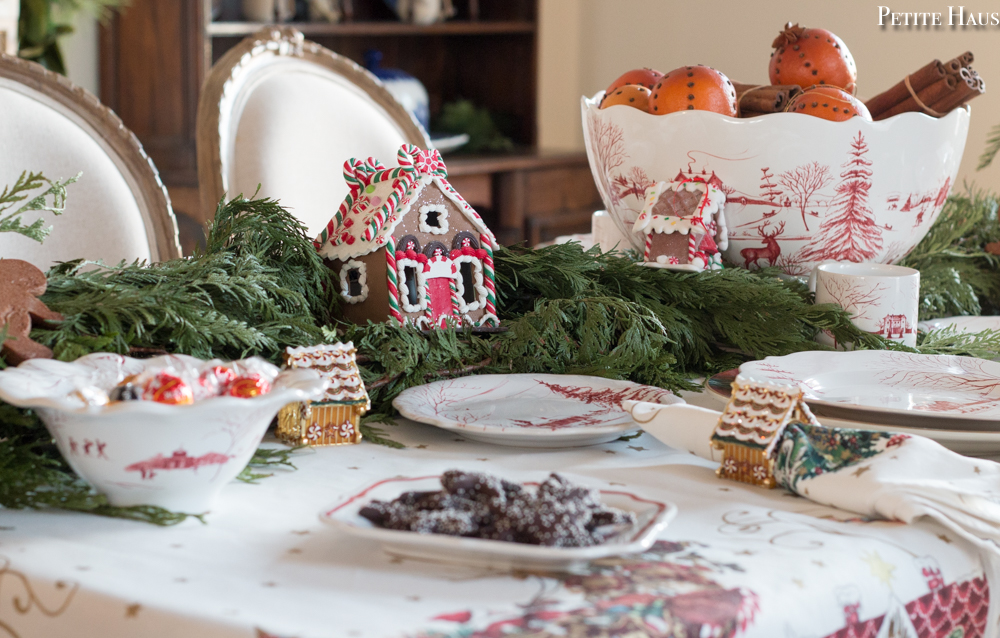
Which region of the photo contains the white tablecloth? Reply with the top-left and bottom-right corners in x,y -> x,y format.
0,391 -> 990,638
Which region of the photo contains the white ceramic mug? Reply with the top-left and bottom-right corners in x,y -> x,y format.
809,261 -> 920,348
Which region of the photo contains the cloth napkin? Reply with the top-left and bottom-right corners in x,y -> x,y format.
627,401 -> 1000,638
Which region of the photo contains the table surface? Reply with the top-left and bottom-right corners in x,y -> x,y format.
0,390 -> 989,638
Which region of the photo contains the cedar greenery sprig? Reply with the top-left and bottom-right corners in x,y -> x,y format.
34,194 -> 336,361
0,170 -> 79,243
348,242 -> 889,434
898,187 -> 1000,318
4,187 -> 1000,526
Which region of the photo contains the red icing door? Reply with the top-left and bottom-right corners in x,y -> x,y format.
427,277 -> 454,322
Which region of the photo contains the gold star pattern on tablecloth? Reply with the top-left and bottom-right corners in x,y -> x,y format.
862,551 -> 896,585
125,603 -> 141,618
938,534 -> 953,544
852,466 -> 871,478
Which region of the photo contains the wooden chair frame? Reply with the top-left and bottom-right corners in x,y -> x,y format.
196,26 -> 430,219
0,53 -> 181,261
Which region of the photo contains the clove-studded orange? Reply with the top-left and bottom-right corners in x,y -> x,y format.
769,22 -> 857,94
603,68 -> 664,96
600,84 -> 652,112
786,85 -> 871,121
648,65 -> 737,116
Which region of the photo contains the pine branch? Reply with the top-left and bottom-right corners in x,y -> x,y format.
0,171 -> 79,243
236,445 -> 301,483
917,325 -> 1000,359
979,123 -> 1000,171
900,187 -> 1000,318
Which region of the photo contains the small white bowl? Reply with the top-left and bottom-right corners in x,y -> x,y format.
582,94 -> 970,275
0,353 -> 326,512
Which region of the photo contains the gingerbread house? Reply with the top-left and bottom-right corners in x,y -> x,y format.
315,145 -> 499,329
276,343 -> 370,446
711,375 -> 818,488
634,177 -> 728,271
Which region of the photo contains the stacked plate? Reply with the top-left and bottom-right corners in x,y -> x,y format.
709,345 -> 1000,456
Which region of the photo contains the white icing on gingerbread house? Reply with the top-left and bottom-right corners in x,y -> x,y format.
313,145 -> 499,330
277,342 -> 370,446
711,375 -> 818,488
315,146 -> 496,262
634,177 -> 728,272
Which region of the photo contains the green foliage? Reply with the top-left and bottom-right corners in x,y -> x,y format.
5,186 -> 1000,526
899,188 -> 1000,318
979,123 -> 1000,171
0,193 -> 334,521
0,170 -> 78,243
433,99 -> 515,153
34,194 -> 336,362
345,243 -> 888,425
917,326 -> 1000,359
19,0 -> 127,73
236,446 -> 301,483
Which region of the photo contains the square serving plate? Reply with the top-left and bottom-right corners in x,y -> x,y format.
319,474 -> 677,571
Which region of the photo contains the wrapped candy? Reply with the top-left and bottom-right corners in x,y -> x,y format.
142,371 -> 195,405
99,356 -> 278,405
194,365 -> 237,401
227,373 -> 271,399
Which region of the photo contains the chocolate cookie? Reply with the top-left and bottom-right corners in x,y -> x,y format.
358,471 -> 637,547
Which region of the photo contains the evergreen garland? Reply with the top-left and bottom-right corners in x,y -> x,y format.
898,188 -> 1000,318
2,188 -> 1000,523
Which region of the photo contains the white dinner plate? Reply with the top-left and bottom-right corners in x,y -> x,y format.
704,369 -> 1000,457
319,474 -> 677,571
919,315 -> 1000,334
739,351 -> 1000,429
392,374 -> 682,447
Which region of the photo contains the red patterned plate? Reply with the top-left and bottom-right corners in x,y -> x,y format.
392,374 -> 681,447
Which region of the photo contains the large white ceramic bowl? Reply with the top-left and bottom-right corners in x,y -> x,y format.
582,94 -> 970,276
0,353 -> 326,512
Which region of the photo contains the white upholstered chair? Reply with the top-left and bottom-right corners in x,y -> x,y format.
0,54 -> 181,269
197,27 -> 429,240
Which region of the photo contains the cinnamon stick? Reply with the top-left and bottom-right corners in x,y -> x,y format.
874,74 -> 957,120
733,83 -> 802,115
865,60 -> 946,117
930,70 -> 984,112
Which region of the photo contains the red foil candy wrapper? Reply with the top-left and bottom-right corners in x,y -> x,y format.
194,365 -> 238,400
143,372 -> 195,405
227,374 -> 271,399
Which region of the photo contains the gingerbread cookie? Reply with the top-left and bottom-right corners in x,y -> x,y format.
0,259 -> 63,365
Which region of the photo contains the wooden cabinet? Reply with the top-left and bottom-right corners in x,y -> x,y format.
100,0 -> 597,251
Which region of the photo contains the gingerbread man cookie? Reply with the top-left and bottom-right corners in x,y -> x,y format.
0,259 -> 63,365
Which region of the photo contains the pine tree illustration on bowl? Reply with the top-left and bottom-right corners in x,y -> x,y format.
582,94 -> 970,276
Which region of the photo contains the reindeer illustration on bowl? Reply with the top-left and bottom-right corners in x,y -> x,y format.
740,222 -> 785,269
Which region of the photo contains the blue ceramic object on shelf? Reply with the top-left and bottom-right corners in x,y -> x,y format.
364,49 -> 430,133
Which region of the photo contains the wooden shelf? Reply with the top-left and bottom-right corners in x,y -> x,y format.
446,151 -> 589,177
207,20 -> 535,37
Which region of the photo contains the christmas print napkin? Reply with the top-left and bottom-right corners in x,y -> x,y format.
627,402 -> 1000,548
627,400 -> 1000,637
